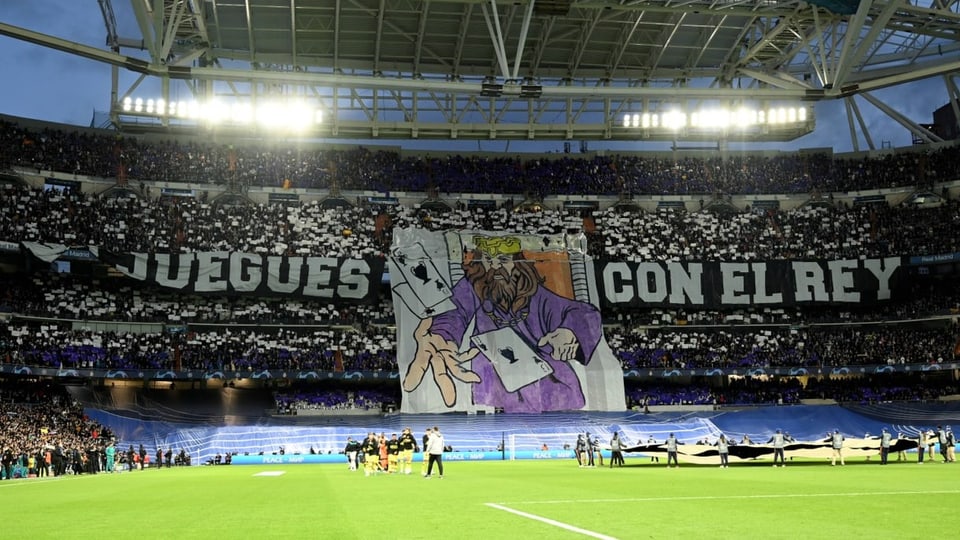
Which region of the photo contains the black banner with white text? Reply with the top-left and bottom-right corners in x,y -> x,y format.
99,250 -> 384,303
595,257 -> 905,308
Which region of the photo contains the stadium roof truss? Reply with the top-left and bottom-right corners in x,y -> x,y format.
2,0 -> 960,147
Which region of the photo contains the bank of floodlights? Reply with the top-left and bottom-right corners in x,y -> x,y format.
621,106 -> 808,131
118,97 -> 323,132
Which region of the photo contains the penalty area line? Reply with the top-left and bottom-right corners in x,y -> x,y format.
485,502 -> 618,540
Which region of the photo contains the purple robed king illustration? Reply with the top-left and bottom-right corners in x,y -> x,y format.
393,230 -> 624,414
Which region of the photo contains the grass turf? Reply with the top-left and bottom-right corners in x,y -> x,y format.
0,457 -> 956,539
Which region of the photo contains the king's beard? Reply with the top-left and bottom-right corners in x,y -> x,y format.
468,262 -> 538,313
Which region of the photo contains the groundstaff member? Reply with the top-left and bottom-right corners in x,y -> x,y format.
424,427 -> 445,479
830,430 -> 845,466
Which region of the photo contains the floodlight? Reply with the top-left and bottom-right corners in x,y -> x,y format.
699,109 -> 724,129
734,108 -> 754,128
232,103 -> 253,124
287,101 -> 313,131
618,101 -> 808,141
256,103 -> 279,127
663,110 -> 686,130
208,101 -> 231,124
119,95 -> 325,132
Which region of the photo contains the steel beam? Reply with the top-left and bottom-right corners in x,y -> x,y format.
860,91 -> 944,143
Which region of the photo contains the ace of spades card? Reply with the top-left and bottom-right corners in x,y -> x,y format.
392,281 -> 456,318
470,327 -> 554,392
391,242 -> 453,312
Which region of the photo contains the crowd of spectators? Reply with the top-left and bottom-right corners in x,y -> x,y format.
5,119 -> 960,478
625,374 -> 960,408
0,273 -> 392,326
274,388 -> 394,414
3,119 -> 959,194
802,375 -> 960,403
0,323 -> 396,373
1,317 -> 955,374
607,323 -> 958,371
0,378 -> 111,479
591,200 -> 960,261
2,118 -> 960,430
626,379 -> 802,408
3,183 -> 960,262
0,184 -> 384,257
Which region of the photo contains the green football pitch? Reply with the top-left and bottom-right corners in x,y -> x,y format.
1,458 -> 956,539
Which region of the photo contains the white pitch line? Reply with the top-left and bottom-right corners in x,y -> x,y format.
0,474 -> 110,488
485,502 -> 619,540
495,489 -> 960,506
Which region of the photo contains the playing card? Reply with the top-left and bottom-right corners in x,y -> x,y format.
391,242 -> 452,309
393,281 -> 456,318
471,327 -> 554,392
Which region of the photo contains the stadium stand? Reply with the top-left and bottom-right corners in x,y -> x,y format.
0,379 -> 112,479
1,117 -> 959,466
3,119 -> 960,194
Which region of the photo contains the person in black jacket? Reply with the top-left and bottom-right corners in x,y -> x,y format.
946,427 -> 956,463
55,444 -> 67,476
362,432 -> 380,476
398,428 -> 417,475
1,447 -> 13,480
420,429 -> 431,476
344,437 -> 361,471
609,432 -> 625,468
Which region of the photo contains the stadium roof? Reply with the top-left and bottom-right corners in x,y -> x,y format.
2,0 -> 960,147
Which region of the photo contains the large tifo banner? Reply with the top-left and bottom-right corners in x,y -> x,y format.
96,249 -> 384,303
596,257 -> 905,308
391,228 -> 626,414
